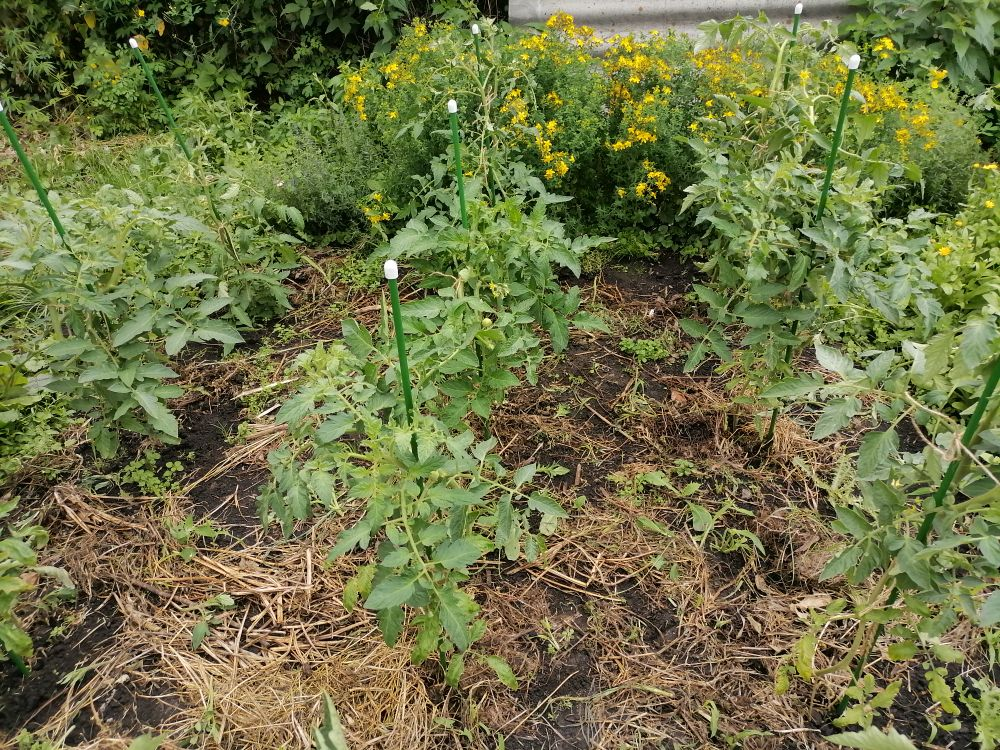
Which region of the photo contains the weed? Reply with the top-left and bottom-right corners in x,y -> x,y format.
166,515 -> 227,561
119,450 -> 189,497
537,618 -> 575,654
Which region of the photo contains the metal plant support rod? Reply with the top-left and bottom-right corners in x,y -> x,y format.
764,53 -> 861,445
129,38 -> 193,162
384,260 -> 419,460
447,99 -> 469,229
472,23 -> 485,84
815,54 -> 860,222
781,3 -> 804,90
838,355 -> 1000,714
5,649 -> 29,676
0,100 -> 68,242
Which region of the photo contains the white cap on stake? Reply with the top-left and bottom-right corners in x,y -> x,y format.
472,23 -> 481,35
447,99 -> 458,114
0,100 -> 5,113
129,37 -> 139,48
384,259 -> 399,280
794,3 -> 803,14
848,53 -> 861,70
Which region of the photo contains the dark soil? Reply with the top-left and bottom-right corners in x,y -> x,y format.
0,600 -> 119,734
162,394 -> 267,540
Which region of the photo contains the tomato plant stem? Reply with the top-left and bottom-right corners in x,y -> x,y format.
766,56 -> 859,446
472,24 -> 485,85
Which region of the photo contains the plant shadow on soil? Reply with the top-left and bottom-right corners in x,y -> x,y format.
1,251 -> 992,749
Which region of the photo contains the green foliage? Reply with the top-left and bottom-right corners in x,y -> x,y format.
259,82 -> 605,677
619,337 -> 671,363
825,726 -> 917,749
119,450 -> 187,496
166,514 -> 226,561
1,132 -> 295,458
313,694 -> 350,750
191,592 -> 235,650
842,0 -> 999,97
242,98 -> 386,238
679,83 -> 890,383
0,0 -> 475,123
0,496 -> 73,664
961,677 -> 1000,750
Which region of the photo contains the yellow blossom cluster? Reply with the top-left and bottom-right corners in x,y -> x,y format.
343,72 -> 367,120
929,68 -> 947,89
873,37 -> 895,59
534,124 -> 573,180
499,88 -> 529,127
364,192 -> 393,225
690,46 -> 764,97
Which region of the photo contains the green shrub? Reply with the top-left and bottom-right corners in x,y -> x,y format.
842,0 -> 999,98
0,0 -> 475,127
247,100 -> 385,238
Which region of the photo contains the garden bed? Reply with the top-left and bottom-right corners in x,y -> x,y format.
3,249 -> 991,749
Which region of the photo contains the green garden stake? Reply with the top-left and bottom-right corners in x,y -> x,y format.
764,54 -> 860,446
0,99 -> 68,242
815,53 -> 860,222
129,38 -> 193,162
838,355 -> 1000,714
781,3 -> 804,90
917,355 -> 1000,539
448,99 -> 469,229
5,649 -> 29,677
129,37 -> 235,251
472,23 -> 485,84
384,260 -> 418,460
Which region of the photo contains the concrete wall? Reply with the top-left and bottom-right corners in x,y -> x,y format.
509,0 -> 850,37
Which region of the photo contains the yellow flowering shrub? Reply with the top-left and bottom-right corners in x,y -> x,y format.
338,12 -> 984,232
926,165 -> 1000,312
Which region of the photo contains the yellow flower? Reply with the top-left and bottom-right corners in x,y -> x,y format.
544,168 -> 555,180
799,70 -> 811,83
895,128 -> 911,147
616,187 -> 626,198
955,219 -> 965,227
873,36 -> 896,52
688,122 -> 698,131
635,182 -> 648,197
136,8 -> 145,16
929,68 -> 947,89
937,245 -> 952,256
218,17 -> 230,26
986,200 -> 996,209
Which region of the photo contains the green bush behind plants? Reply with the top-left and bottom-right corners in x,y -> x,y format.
0,0 -> 478,130
842,0 -> 998,98
341,14 -> 984,244
242,99 -> 386,239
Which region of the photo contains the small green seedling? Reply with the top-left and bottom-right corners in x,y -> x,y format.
166,515 -> 227,561
191,593 -> 236,650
